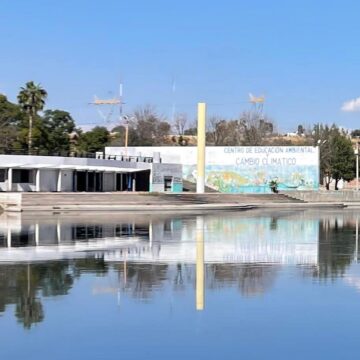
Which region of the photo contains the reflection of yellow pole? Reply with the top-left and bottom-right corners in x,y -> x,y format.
197,103 -> 206,193
123,256 -> 127,286
356,216 -> 359,262
196,216 -> 205,310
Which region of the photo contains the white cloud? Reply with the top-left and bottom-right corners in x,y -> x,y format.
341,97 -> 360,112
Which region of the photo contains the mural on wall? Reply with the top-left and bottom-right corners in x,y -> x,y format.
106,146 -> 320,194
183,147 -> 319,193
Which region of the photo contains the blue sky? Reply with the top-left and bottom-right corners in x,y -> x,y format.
1,0 -> 360,132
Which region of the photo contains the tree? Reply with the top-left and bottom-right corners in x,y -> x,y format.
40,110 -> 76,153
109,125 -> 139,146
330,133 -> 355,190
0,94 -> 24,152
174,113 -> 187,135
17,81 -> 48,154
78,126 -> 110,153
313,124 -> 355,190
130,105 -> 171,145
351,129 -> 360,137
297,124 -> 305,136
206,117 -> 244,146
240,111 -> 274,146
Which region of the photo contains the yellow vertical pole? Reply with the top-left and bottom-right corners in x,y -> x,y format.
196,216 -> 205,310
125,123 -> 129,157
197,103 -> 206,193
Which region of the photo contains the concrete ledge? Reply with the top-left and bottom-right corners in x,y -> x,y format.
283,190 -> 360,202
0,192 -> 347,212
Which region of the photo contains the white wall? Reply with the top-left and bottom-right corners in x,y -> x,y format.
40,170 -> 58,192
59,170 -> 73,191
103,173 -> 115,191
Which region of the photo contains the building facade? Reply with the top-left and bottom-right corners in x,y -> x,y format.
105,146 -> 320,193
0,154 -> 182,193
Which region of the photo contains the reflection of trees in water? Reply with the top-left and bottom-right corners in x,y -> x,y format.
72,257 -> 109,277
0,257 -> 109,329
2,214 -> 360,328
119,263 -> 168,299
208,264 -> 279,297
316,218 -> 356,279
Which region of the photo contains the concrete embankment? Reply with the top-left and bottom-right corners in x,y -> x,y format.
282,190 -> 360,207
0,192 -> 345,212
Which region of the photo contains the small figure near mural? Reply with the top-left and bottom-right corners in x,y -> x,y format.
269,179 -> 279,193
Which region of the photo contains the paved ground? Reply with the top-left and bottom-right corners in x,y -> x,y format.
0,192 -> 347,212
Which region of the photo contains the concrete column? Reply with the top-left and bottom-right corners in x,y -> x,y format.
35,169 -> 41,192
149,221 -> 153,249
114,172 -> 117,191
85,171 -> 89,192
7,168 -> 13,192
57,170 -> 62,192
57,219 -> 61,243
196,216 -> 205,310
94,172 -> 97,192
120,173 -> 123,191
35,222 -> 40,246
197,103 -> 206,193
132,175 -> 136,192
7,227 -> 11,248
73,171 -> 77,192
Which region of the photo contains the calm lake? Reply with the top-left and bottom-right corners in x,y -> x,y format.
0,209 -> 359,359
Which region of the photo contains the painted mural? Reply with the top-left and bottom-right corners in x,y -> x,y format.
184,164 -> 318,193
106,146 -> 320,194
183,147 -> 319,193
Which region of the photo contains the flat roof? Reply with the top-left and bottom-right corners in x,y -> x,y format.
0,164 -> 146,173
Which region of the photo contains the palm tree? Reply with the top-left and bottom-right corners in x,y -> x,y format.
17,81 -> 47,153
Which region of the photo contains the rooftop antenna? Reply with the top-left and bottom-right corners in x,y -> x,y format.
249,93 -> 265,119
89,83 -> 124,126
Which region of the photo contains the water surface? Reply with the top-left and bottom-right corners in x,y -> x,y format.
0,209 -> 359,359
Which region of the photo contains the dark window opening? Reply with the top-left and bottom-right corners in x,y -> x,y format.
13,169 -> 33,183
0,169 -> 5,182
164,176 -> 172,192
135,170 -> 150,191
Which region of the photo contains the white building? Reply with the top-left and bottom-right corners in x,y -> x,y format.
0,154 -> 182,193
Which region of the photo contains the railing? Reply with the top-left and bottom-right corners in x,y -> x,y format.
103,154 -> 155,163
0,149 -> 156,163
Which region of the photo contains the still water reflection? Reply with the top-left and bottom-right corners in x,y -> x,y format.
0,209 -> 360,359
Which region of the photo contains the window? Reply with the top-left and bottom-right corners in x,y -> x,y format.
0,169 -> 5,182
164,176 -> 172,192
13,169 -> 33,183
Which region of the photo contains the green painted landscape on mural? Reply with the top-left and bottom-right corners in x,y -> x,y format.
183,165 -> 319,193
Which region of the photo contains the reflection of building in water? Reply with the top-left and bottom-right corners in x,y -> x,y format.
0,212 -> 320,265
106,215 -> 320,266
1,210 -> 360,328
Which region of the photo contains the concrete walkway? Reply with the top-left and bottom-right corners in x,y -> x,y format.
0,192 -> 347,212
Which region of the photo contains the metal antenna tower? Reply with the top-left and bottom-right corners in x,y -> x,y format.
249,93 -> 265,119
89,83 -> 124,125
